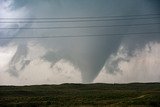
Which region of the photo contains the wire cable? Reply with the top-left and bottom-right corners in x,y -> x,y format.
0,16 -> 160,23
0,13 -> 160,20
0,32 -> 159,39
0,23 -> 160,29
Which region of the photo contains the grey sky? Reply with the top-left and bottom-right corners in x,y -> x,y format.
0,0 -> 160,85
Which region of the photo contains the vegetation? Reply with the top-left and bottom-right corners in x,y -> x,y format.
0,83 -> 160,107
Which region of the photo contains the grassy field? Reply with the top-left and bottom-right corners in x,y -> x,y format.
0,83 -> 160,107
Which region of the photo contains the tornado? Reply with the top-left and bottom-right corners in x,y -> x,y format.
0,0 -> 160,84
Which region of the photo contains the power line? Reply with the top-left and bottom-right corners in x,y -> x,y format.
0,22 -> 159,29
0,13 -> 160,20
0,16 -> 160,23
0,32 -> 159,39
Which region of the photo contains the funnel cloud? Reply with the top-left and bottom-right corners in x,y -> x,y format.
0,0 -> 160,85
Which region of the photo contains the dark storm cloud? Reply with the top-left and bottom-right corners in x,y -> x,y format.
1,0 -> 160,83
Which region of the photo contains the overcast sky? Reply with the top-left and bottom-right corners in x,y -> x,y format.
0,0 -> 160,85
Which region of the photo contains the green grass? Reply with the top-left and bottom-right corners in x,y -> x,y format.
0,83 -> 160,107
